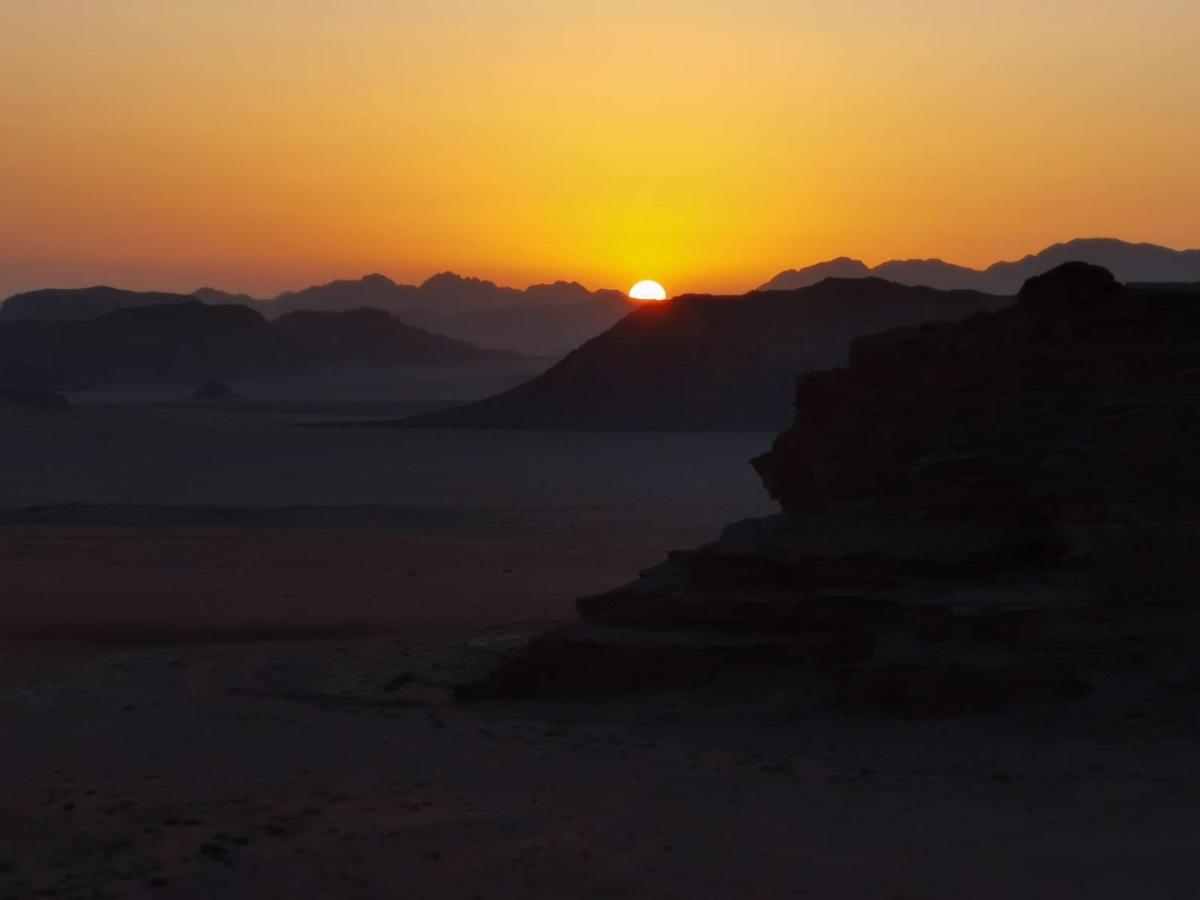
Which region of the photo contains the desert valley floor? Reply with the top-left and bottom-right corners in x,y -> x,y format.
2,371 -> 1197,899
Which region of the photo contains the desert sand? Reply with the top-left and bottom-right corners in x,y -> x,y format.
2,384 -> 1197,898
3,633 -> 1198,899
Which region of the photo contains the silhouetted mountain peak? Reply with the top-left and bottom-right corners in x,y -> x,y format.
757,258 -> 871,291
1018,262 -> 1120,302
762,238 -> 1200,295
403,278 -> 1009,431
874,257 -> 965,271
421,271 -> 497,290
3,273 -> 634,356
277,273 -> 399,297
193,286 -> 257,303
1,286 -> 196,322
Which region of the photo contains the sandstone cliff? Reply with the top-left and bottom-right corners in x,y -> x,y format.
482,264 -> 1200,715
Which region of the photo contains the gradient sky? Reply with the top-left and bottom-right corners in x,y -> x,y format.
2,0 -> 1198,299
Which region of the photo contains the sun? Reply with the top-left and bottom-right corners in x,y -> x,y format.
629,279 -> 667,302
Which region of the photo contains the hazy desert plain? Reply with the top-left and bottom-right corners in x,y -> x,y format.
1,368 -> 1197,899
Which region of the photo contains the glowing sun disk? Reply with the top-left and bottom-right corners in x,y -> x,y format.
629,279 -> 667,302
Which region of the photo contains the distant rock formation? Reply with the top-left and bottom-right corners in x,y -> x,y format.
403,279 -> 1009,431
482,264 -> 1200,715
263,274 -> 633,356
273,307 -> 524,368
760,238 -> 1200,294
0,299 -> 530,388
752,257 -> 870,289
402,290 -> 636,357
0,286 -> 195,322
184,274 -> 633,356
3,275 -> 632,357
0,302 -> 303,385
191,379 -> 241,401
192,287 -> 272,316
266,274 -> 422,317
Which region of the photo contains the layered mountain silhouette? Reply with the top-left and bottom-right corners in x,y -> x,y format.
401,279 -> 1011,431
199,274 -> 634,355
274,308 -> 521,368
402,291 -> 636,357
191,287 -> 268,313
760,238 -> 1200,294
262,273 -> 420,316
0,302 -> 523,386
3,274 -> 632,356
0,302 -> 301,384
0,287 -> 197,322
9,239 -> 1195,360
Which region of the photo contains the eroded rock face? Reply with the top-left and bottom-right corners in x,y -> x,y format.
483,265 -> 1200,715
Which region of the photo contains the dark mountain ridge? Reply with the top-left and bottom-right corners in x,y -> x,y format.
0,302 -> 301,384
0,286 -> 197,323
480,264 -> 1200,717
760,238 -> 1200,294
3,275 -> 634,357
262,274 -> 633,355
401,277 -> 1011,431
0,303 -> 525,387
274,307 -> 524,368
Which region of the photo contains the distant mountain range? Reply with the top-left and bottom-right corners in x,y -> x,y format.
0,302 -> 522,389
759,238 -> 1200,294
0,302 -> 300,386
4,239 -> 1198,369
191,273 -> 636,356
401,279 -> 1012,431
1,287 -> 206,323
274,308 -> 520,369
400,293 -> 636,358
4,274 -> 635,357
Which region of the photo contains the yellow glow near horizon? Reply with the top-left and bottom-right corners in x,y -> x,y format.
1,2 -> 1199,299
629,280 -> 668,302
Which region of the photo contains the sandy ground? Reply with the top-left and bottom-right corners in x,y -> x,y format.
0,402 -> 773,639
0,512 -> 655,639
2,397 -> 1196,897
2,634 -> 1198,899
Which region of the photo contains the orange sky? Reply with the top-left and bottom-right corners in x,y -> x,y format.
2,1 -> 1198,299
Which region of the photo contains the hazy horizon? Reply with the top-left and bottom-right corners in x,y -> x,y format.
3,234 -> 1198,302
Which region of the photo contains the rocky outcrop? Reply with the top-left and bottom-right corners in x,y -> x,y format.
481,264 -> 1200,715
